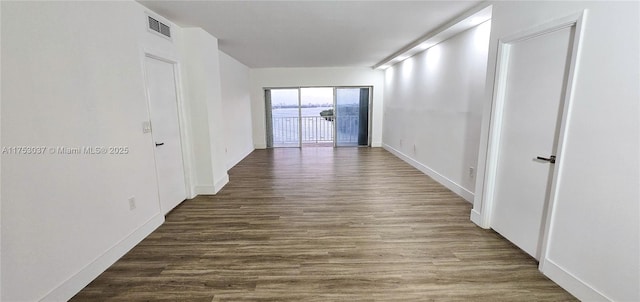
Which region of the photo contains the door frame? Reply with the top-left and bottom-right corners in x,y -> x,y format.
334,86 -> 373,147
472,11 -> 586,265
141,50 -> 193,201
264,87 -> 302,148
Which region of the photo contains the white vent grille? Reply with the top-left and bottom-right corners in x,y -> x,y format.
148,16 -> 171,39
159,23 -> 171,37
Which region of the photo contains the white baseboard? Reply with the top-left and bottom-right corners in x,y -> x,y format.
214,174 -> 229,193
470,209 -> 486,228
193,174 -> 228,195
194,185 -> 216,195
382,144 -> 474,202
193,173 -> 229,195
371,141 -> 382,147
186,190 -> 197,199
41,214 -> 164,301
541,258 -> 610,301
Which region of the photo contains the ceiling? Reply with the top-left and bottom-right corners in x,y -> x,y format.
138,1 -> 481,68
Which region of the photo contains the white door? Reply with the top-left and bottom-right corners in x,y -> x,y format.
491,26 -> 575,259
145,56 -> 187,215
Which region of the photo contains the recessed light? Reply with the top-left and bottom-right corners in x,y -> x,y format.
470,17 -> 485,25
418,42 -> 433,51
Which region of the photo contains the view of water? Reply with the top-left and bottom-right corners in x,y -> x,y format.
272,107 -> 332,118
270,106 -> 360,147
268,88 -> 366,147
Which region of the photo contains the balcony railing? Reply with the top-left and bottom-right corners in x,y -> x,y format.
272,115 -> 359,146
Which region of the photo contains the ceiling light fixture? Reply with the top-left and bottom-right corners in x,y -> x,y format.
470,17 -> 485,26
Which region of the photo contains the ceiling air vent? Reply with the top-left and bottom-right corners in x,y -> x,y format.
148,16 -> 171,39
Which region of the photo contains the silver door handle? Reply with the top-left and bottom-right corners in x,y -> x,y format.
536,155 -> 556,163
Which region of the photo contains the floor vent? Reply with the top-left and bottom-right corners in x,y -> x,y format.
148,16 -> 171,39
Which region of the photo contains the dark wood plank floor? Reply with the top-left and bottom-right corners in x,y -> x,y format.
72,147 -> 576,301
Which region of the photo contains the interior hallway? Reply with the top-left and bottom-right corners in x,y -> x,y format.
72,148 -> 575,301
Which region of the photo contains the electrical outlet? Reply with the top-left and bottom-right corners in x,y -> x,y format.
128,196 -> 136,210
413,144 -> 416,154
400,139 -> 403,147
469,167 -> 475,178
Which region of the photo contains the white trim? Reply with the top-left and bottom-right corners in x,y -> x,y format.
40,214 -> 164,301
0,8 -> 3,291
471,10 -> 592,299
214,174 -> 230,193
193,174 -> 229,195
541,259 -> 610,301
539,8 -> 588,286
470,209 -> 483,227
141,49 -> 195,202
476,40 -> 511,228
500,12 -> 582,44
297,89 -> 303,148
383,144 -> 474,202
172,62 -> 195,199
473,11 -> 585,229
0,3 -> 3,291
333,87 -> 338,147
193,185 -> 217,195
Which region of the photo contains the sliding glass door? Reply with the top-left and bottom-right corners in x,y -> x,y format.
300,88 -> 334,146
266,87 -> 370,148
266,88 -> 300,148
335,88 -> 370,147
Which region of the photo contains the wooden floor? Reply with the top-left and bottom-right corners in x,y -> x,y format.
72,147 -> 575,301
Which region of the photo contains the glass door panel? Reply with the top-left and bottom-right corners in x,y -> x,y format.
335,88 -> 370,147
267,89 -> 300,148
300,87 -> 334,147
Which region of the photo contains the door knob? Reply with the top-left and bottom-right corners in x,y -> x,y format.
536,155 -> 556,163
155,142 -> 165,147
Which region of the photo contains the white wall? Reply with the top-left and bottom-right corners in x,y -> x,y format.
382,21 -> 491,202
219,51 -> 254,169
1,2 -> 176,300
0,1 -> 4,297
179,28 -> 229,194
472,2 -> 639,301
250,67 -> 384,148
1,2 -> 240,299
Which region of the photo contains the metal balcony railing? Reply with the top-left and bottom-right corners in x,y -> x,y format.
272,115 -> 359,146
